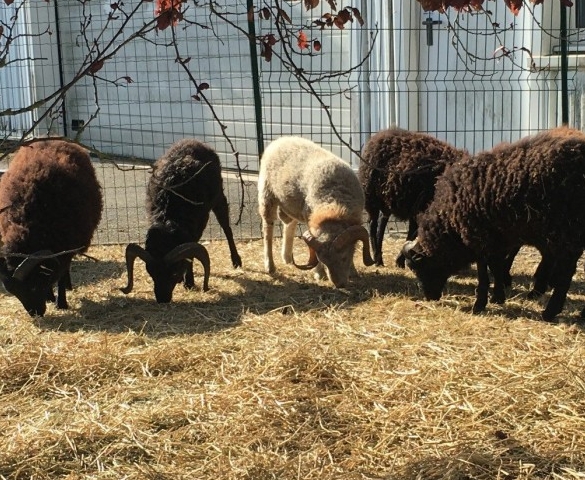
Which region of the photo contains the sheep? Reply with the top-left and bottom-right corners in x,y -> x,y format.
358,127 -> 550,295
358,127 -> 469,268
121,138 -> 242,303
401,126 -> 585,322
258,136 -> 374,288
0,139 -> 103,316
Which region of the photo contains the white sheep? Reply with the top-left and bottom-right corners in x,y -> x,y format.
258,136 -> 374,287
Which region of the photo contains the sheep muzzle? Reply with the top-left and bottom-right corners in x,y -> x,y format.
401,239 -> 423,265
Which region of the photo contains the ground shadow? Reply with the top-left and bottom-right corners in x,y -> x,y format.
32,257 -> 585,335
381,263 -> 585,327
69,257 -> 124,287
34,267 -> 408,336
35,296 -> 243,336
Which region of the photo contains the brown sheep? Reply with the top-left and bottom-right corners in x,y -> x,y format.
358,127 -> 469,267
402,126 -> 585,321
0,139 -> 103,316
121,138 -> 241,303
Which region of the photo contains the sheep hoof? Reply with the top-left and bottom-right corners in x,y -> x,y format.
232,254 -> 242,269
490,292 -> 506,304
265,264 -> 276,274
541,308 -> 559,323
541,313 -> 557,323
472,300 -> 487,314
526,289 -> 544,300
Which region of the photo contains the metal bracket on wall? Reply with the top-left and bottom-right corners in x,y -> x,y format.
422,15 -> 442,46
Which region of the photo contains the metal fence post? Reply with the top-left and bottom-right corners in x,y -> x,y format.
560,3 -> 569,125
247,0 -> 265,160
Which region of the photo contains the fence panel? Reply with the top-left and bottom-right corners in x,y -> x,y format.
0,0 -> 580,244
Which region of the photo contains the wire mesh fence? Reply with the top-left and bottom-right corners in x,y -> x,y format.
0,0 -> 582,245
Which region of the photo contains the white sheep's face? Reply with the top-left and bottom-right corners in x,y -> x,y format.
317,244 -> 355,288
312,227 -> 356,288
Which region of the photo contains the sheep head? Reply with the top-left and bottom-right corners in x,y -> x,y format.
295,223 -> 374,288
0,251 -> 61,316
121,241 -> 210,303
401,239 -> 449,301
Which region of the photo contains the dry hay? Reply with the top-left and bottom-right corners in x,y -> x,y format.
0,237 -> 584,479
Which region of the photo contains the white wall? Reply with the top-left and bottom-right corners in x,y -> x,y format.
57,0 -> 260,169
354,1 -> 567,155
54,0 -> 358,170
0,4 -> 35,137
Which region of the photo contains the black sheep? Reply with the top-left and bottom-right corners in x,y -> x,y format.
0,139 -> 103,316
121,138 -> 242,303
358,127 -> 468,267
402,126 -> 585,321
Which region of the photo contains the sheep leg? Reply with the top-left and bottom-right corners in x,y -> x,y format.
279,211 -> 297,265
527,254 -> 554,299
184,265 -> 195,290
46,284 -> 56,303
63,270 -> 73,290
262,220 -> 276,273
313,262 -> 327,281
502,246 -> 520,288
541,254 -> 579,322
55,275 -> 69,309
260,202 -> 277,274
375,213 -> 389,267
488,254 -> 508,304
472,260 -> 490,314
367,209 -> 382,266
396,218 -> 417,269
212,194 -> 242,268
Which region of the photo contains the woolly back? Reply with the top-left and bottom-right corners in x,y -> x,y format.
359,127 -> 468,219
146,139 -> 222,238
0,140 -> 103,264
261,136 -> 364,226
419,127 -> 585,252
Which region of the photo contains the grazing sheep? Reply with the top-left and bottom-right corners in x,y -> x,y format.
402,126 -> 585,321
258,136 -> 374,288
121,138 -> 241,303
358,127 -> 469,267
0,139 -> 103,316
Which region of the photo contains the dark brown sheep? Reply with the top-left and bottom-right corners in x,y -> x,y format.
121,138 -> 241,303
0,139 -> 103,316
358,127 -> 468,267
402,126 -> 585,321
